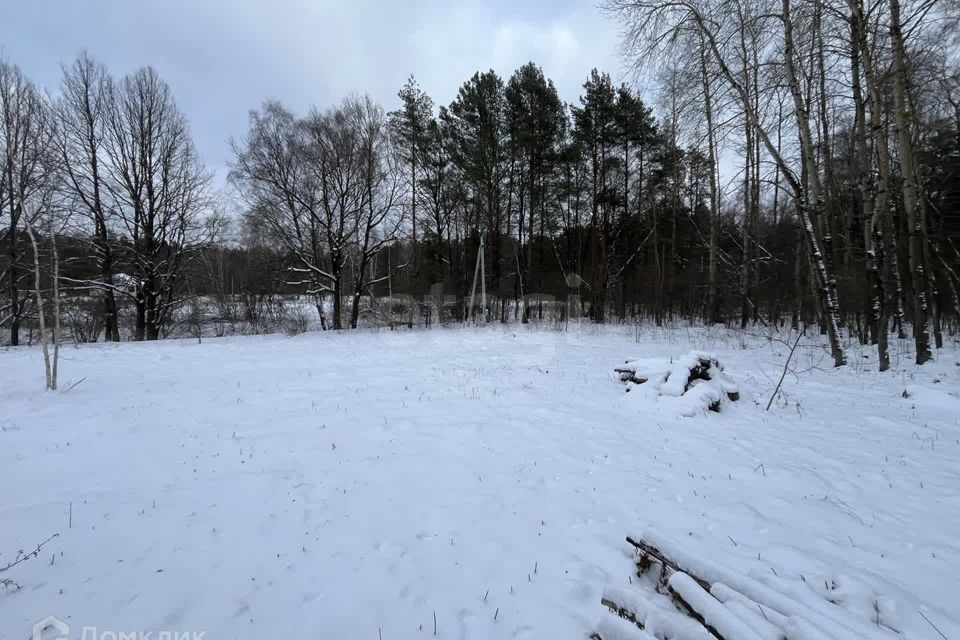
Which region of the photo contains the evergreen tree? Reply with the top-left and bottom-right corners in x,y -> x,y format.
613,85 -> 656,221
572,69 -> 618,322
506,62 -> 565,317
442,71 -> 510,316
388,76 -> 433,284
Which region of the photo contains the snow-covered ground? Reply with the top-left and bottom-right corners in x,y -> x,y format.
2,325 -> 959,639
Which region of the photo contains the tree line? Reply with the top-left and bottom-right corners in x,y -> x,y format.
2,0 -> 959,370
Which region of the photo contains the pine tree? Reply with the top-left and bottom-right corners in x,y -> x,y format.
573,70 -> 618,322
613,85 -> 655,222
506,63 -> 565,318
388,76 -> 434,285
443,71 -> 510,318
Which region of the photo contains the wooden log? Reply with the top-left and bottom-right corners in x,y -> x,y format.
665,582 -> 727,640
592,614 -> 661,640
625,535 -> 713,592
669,572 -> 775,640
601,596 -> 645,629
614,367 -> 648,385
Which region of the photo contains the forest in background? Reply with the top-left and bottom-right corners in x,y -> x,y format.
2,0 -> 959,375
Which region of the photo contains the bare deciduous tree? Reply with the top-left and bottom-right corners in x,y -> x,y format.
53,52 -> 121,342
232,95 -> 404,330
104,67 -> 216,340
1,61 -> 50,347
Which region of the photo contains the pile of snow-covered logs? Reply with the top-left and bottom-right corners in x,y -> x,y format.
615,351 -> 739,413
593,530 -> 906,640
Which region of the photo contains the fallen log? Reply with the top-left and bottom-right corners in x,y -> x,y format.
626,535 -> 712,592
668,572 -> 764,640
615,367 -> 649,385
598,533 -> 907,640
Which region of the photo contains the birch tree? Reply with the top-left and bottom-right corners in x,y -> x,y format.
888,0 -> 933,363
604,0 -> 848,365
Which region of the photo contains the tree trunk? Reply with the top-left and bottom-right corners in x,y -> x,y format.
851,0 -> 898,369
888,0 -> 932,364
135,294 -> 146,341
849,5 -> 882,351
86,105 -> 120,343
22,210 -> 55,389
782,0 -> 846,366
315,297 -> 327,331
701,40 -> 721,325
350,290 -> 362,329
6,169 -> 20,346
7,234 -> 18,346
145,288 -> 160,340
101,263 -> 120,341
332,272 -> 343,330
740,110 -> 753,329
49,213 -> 60,388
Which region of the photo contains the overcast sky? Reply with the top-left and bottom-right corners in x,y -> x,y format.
1,0 -> 624,183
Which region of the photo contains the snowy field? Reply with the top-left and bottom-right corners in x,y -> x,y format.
2,325 -> 959,639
